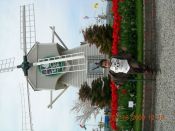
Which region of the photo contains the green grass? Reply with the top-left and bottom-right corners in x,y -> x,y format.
106,0 -> 144,130
134,0 -> 144,131
117,82 -> 136,131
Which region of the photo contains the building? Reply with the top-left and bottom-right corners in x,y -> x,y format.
27,42 -> 108,90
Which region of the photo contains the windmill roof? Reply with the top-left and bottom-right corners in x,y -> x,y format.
27,42 -> 67,91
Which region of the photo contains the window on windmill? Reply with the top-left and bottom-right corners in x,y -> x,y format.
49,57 -> 55,61
87,59 -> 103,77
50,63 -> 57,67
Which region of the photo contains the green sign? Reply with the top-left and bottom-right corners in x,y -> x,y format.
38,61 -> 65,76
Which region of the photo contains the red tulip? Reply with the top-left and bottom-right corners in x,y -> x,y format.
110,0 -> 123,129
111,0 -> 121,56
110,81 -> 119,130
121,89 -> 127,95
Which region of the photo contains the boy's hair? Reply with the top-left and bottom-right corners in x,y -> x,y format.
99,59 -> 108,68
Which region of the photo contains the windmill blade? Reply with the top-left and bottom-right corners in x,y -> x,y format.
21,5 -> 27,55
26,76 -> 34,131
18,4 -> 36,76
20,4 -> 36,54
49,26 -> 68,50
19,81 -> 34,131
0,58 -> 17,73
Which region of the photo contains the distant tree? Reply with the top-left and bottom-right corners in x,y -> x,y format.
71,100 -> 100,125
79,82 -> 91,102
73,76 -> 111,125
91,77 -> 111,108
79,76 -> 111,109
82,24 -> 113,55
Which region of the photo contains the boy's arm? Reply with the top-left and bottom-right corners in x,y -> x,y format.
112,46 -> 132,60
109,70 -> 129,85
113,53 -> 132,60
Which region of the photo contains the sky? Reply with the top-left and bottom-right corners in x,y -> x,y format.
0,0 -> 107,131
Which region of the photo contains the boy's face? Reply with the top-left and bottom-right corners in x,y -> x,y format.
102,60 -> 110,68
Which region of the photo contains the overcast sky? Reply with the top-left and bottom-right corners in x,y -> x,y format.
0,0 -> 107,131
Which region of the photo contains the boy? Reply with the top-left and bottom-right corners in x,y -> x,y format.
99,54 -> 154,85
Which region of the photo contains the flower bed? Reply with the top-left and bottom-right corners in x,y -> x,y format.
110,0 -> 137,130
111,0 -> 121,55
110,0 -> 121,130
110,81 -> 119,130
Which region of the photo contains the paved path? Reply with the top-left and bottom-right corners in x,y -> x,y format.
154,0 -> 175,130
143,0 -> 175,131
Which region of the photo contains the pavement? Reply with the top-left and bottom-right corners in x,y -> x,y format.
143,0 -> 175,131
154,0 -> 175,130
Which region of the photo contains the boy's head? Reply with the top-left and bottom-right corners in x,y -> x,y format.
99,59 -> 111,68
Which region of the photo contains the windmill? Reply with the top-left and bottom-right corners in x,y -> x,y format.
19,83 -> 34,131
0,3 -> 108,130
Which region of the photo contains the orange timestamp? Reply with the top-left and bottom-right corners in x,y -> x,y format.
117,114 -> 167,121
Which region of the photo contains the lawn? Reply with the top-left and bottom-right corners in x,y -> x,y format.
134,0 -> 143,130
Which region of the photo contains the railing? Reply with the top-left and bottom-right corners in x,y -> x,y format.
37,52 -> 86,75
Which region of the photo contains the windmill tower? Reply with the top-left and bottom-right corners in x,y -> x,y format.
27,38 -> 108,91
0,4 -> 108,108
24,11 -> 109,91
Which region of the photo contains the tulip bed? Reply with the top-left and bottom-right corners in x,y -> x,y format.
110,79 -> 137,131
112,0 -> 138,56
109,0 -> 143,130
